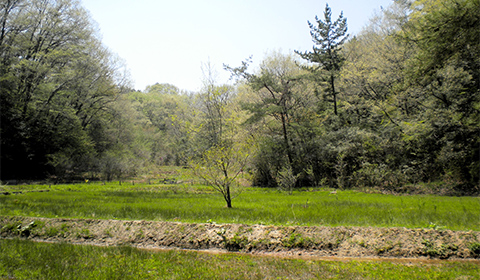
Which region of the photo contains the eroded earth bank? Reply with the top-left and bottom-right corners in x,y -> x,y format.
1,216 -> 480,261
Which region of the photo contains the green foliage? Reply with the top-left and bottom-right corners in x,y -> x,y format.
188,64 -> 257,208
144,83 -> 180,95
0,221 -> 39,237
468,242 -> 480,257
395,0 -> 480,189
45,226 -> 60,237
1,0 -> 478,196
333,0 -> 479,192
1,221 -> 22,235
216,229 -> 249,251
421,239 -> 460,259
127,86 -> 195,166
192,141 -> 251,208
276,165 -> 299,194
282,233 -> 308,248
296,4 -> 349,115
229,52 -> 320,188
0,0 -> 129,180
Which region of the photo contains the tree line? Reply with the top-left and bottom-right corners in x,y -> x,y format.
1,0 -> 478,196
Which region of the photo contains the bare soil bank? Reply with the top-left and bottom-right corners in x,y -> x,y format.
1,216 -> 479,261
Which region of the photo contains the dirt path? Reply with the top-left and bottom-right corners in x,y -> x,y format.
1,216 -> 479,261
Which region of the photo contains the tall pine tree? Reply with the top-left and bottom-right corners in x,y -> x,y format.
296,4 -> 348,115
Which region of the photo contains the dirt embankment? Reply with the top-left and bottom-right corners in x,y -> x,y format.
1,216 -> 479,260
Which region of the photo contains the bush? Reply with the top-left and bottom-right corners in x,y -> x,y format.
276,166 -> 299,194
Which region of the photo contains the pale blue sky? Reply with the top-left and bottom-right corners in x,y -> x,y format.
81,0 -> 393,92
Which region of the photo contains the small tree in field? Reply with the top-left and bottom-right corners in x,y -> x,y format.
276,165 -> 299,195
192,141 -> 251,208
190,62 -> 252,208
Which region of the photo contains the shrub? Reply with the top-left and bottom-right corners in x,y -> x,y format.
469,242 -> 480,257
276,166 -> 299,195
46,227 -> 60,237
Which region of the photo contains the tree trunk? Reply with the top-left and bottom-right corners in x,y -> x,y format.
225,185 -> 232,208
331,74 -> 338,115
280,113 -> 294,167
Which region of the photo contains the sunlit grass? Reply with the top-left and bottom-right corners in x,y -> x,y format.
1,181 -> 479,231
1,239 -> 479,280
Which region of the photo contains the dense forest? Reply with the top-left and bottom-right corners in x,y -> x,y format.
1,0 -> 479,195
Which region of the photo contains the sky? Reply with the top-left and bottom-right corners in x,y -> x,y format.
81,0 -> 394,92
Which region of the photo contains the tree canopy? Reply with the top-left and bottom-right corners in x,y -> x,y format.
0,0 -> 129,180
1,0 -> 478,195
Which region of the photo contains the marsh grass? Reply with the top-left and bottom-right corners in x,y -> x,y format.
0,182 -> 479,231
1,239 -> 479,280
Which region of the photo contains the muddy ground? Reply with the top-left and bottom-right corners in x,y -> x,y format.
1,216 -> 479,261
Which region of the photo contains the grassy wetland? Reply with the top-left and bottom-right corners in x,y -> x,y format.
1,174 -> 479,279
1,180 -> 479,231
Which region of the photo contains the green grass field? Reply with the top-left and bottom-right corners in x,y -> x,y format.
1,239 -> 479,280
1,181 -> 479,231
1,178 -> 479,279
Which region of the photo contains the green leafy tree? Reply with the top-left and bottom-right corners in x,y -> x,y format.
192,140 -> 251,208
226,52 -> 319,187
399,0 -> 480,188
331,2 -> 413,188
127,85 -> 194,166
144,83 -> 180,95
296,4 -> 349,115
335,0 -> 479,191
340,0 -> 413,127
190,63 -> 252,208
0,0 -> 128,180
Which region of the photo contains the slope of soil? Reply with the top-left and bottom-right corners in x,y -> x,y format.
1,216 -> 479,260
